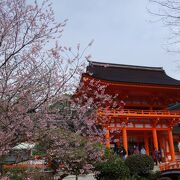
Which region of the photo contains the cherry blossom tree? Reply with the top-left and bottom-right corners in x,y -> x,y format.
0,0 -> 87,158
0,1 -> 117,179
0,1 -> 127,179
29,78 -> 124,178
36,129 -> 104,180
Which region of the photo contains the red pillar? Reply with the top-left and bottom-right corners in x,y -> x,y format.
152,128 -> 158,150
105,129 -> 110,149
122,128 -> 128,155
144,133 -> 149,155
165,138 -> 169,161
168,129 -> 175,161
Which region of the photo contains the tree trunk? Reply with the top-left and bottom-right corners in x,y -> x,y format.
76,175 -> 78,180
59,174 -> 68,180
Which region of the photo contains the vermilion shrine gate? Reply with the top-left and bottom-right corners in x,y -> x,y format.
78,61 -> 180,165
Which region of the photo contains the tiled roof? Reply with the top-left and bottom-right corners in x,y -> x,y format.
87,61 -> 180,86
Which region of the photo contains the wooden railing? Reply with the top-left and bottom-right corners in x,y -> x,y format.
97,108 -> 180,119
159,160 -> 180,171
3,164 -> 50,169
3,156 -> 50,169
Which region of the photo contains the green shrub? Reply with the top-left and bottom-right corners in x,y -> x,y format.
125,154 -> 154,176
3,168 -> 28,180
95,154 -> 130,180
104,148 -> 111,158
158,177 -> 172,180
28,172 -> 53,180
146,171 -> 162,180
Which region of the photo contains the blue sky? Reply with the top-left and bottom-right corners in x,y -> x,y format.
52,0 -> 180,79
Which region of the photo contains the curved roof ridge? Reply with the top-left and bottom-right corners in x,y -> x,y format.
89,60 -> 164,71
87,60 -> 180,86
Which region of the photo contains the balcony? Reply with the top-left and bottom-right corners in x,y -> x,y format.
97,108 -> 180,120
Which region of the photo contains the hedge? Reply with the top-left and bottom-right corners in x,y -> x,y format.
125,154 -> 154,176
95,154 -> 130,180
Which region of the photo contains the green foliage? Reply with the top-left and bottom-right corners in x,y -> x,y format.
125,175 -> 137,180
32,142 -> 48,156
158,177 -> 172,180
95,154 -> 130,180
28,172 -> 54,180
41,128 -> 104,176
125,154 -> 154,176
3,168 -> 54,180
146,171 -> 162,180
123,172 -> 162,180
3,168 -> 28,180
104,148 -> 110,158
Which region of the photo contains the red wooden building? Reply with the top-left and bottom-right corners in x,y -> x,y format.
78,61 -> 180,162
